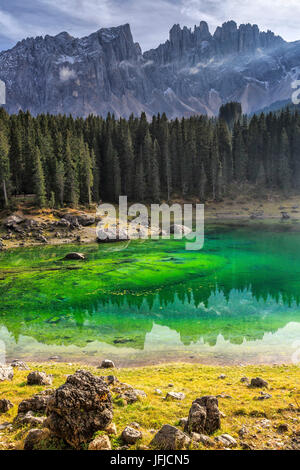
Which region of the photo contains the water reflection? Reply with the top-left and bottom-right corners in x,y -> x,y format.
1,227 -> 300,364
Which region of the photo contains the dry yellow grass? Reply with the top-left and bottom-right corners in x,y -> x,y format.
0,362 -> 299,450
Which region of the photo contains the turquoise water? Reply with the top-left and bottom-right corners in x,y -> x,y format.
1,225 -> 300,366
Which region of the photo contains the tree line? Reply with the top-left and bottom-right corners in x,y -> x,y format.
0,103 -> 299,208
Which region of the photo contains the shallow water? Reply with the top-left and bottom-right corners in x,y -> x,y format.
1,225 -> 300,366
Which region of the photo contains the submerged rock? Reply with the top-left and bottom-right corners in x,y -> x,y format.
63,252 -> 85,260
45,370 -> 113,448
170,224 -> 192,236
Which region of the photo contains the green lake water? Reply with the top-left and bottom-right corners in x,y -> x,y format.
1,225 -> 300,366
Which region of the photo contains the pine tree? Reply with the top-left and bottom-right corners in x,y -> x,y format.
278,128 -> 291,194
54,160 -> 65,207
134,146 -> 146,201
0,130 -> 10,207
151,139 -> 161,202
79,139 -> 93,205
33,147 -> 46,208
63,134 -> 78,206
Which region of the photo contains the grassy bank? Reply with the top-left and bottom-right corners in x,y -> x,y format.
0,362 -> 299,450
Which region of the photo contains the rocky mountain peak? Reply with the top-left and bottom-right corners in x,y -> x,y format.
0,20 -> 297,118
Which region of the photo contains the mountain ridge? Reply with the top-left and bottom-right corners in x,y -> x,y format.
0,20 -> 299,118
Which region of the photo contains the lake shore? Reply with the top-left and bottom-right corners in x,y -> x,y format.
1,194 -> 300,249
0,361 -> 299,451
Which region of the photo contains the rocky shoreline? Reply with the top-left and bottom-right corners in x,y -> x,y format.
1,195 -> 300,250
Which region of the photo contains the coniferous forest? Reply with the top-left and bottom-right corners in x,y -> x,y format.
0,102 -> 299,209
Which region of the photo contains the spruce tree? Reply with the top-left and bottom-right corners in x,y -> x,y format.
33,147 -> 46,208
0,130 -> 10,207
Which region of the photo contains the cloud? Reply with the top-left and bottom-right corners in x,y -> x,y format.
59,66 -> 77,81
0,0 -> 300,53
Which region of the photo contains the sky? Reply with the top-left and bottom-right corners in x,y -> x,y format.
0,0 -> 300,52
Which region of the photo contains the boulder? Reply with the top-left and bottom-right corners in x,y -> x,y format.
10,360 -> 30,371
0,365 -> 13,382
27,371 -> 52,386
184,402 -> 207,434
63,252 -> 85,261
88,435 -> 111,450
106,375 -> 118,385
178,417 -> 188,428
105,422 -> 117,435
99,359 -> 115,369
250,377 -> 268,388
185,396 -> 221,435
240,376 -> 250,384
191,433 -> 214,447
23,428 -> 51,451
281,212 -> 290,220
56,218 -> 71,228
121,426 -> 142,445
165,392 -> 185,401
256,392 -> 272,400
277,423 -> 289,434
0,422 -> 12,431
151,424 -> 190,450
214,434 -> 237,448
4,215 -> 24,227
45,370 -> 113,448
18,389 -> 53,414
120,388 -> 147,404
15,411 -> 46,427
64,213 -> 95,227
77,214 -> 95,227
0,399 -> 13,413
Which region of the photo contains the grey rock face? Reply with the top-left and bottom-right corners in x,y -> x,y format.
45,370 -> 113,448
0,21 -> 298,118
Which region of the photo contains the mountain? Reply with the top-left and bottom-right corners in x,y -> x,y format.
0,21 -> 299,118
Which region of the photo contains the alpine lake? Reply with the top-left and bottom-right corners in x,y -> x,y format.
1,222 -> 300,367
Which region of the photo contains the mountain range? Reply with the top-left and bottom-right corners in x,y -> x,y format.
0,20 -> 299,118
